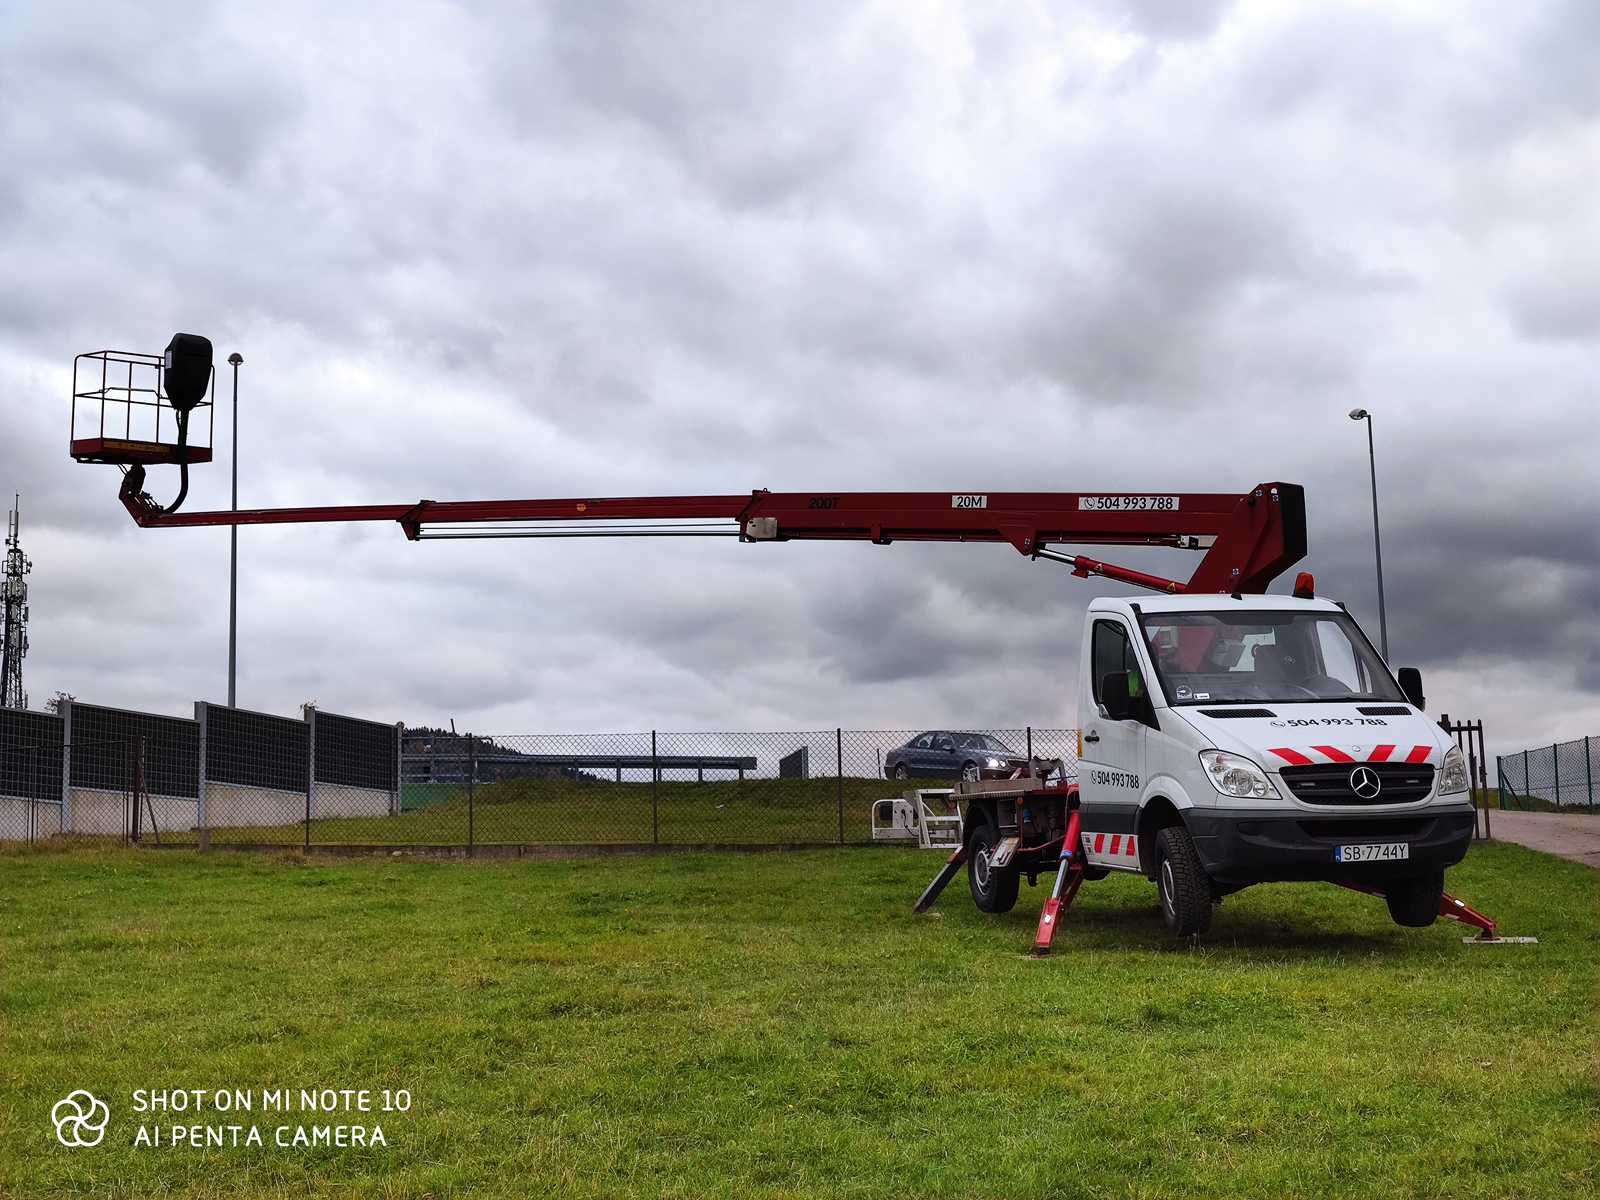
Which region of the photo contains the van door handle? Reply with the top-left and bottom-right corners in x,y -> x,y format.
1083,731 -> 1100,744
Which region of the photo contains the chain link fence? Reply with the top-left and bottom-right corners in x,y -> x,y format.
1498,736 -> 1599,811
4,703 -> 1078,848
386,727 -> 1078,849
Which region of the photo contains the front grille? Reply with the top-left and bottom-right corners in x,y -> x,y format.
1279,762 -> 1434,806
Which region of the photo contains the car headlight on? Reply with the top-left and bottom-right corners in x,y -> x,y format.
1199,750 -> 1280,799
1438,746 -> 1469,795
985,757 -> 1004,768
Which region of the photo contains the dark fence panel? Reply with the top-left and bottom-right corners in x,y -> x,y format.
314,709 -> 397,790
0,708 -> 64,800
69,702 -> 198,797
206,705 -> 310,792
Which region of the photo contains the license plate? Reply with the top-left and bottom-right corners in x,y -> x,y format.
1334,842 -> 1409,863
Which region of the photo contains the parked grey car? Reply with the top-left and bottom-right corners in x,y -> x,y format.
883,732 -> 1028,782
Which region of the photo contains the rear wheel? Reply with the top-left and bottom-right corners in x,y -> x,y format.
1385,870 -> 1444,927
892,763 -> 910,780
967,819 -> 1020,914
1155,825 -> 1214,937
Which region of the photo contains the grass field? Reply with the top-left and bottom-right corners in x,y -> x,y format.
187,776 -> 929,847
1,841 -> 1595,1198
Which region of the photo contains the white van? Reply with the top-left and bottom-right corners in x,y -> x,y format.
956,592 -> 1475,937
1074,593 -> 1475,933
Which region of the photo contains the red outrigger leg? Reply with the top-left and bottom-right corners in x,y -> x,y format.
1033,809 -> 1086,956
1334,881 -> 1498,938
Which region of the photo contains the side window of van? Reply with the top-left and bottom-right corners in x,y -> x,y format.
1091,620 -> 1136,704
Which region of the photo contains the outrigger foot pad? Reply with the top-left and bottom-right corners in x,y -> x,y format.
914,847 -> 967,913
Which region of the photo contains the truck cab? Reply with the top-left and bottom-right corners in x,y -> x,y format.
1075,593 -> 1476,935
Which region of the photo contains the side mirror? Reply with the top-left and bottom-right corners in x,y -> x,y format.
1100,673 -> 1133,722
1397,667 -> 1425,710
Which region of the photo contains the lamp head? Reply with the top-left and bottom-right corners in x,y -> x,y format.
162,333 -> 213,413
1348,407 -> 1369,421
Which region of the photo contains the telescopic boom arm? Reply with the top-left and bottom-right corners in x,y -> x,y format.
116,465 -> 1305,595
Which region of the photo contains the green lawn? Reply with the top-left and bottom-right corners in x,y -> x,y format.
1,841 -> 1595,1198
183,776 -> 932,847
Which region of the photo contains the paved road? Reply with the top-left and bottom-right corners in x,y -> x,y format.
1489,809 -> 1600,870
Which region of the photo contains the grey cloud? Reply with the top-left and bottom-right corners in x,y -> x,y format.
1104,0 -> 1236,42
2,0 -> 1598,755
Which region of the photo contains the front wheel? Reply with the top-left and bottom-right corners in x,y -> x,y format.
1155,825 -> 1214,937
1385,870 -> 1444,927
967,820 -> 1020,914
961,761 -> 981,783
891,763 -> 910,780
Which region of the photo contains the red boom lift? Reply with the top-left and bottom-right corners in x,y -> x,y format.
70,339 -> 1514,951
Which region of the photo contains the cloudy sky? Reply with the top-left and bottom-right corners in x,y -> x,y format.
2,0 -> 1597,757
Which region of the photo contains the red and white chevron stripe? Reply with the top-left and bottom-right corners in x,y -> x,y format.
1266,744 -> 1432,767
1084,831 -> 1140,867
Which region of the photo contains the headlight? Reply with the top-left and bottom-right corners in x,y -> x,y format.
1438,746 -> 1469,795
985,757 -> 1004,768
1199,750 -> 1280,799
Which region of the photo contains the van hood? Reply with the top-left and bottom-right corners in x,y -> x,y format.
1171,703 -> 1448,768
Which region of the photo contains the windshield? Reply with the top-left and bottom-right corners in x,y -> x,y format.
1138,610 -> 1405,705
957,733 -> 1015,753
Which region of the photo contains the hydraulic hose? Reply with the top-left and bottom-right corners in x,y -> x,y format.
163,408 -> 191,515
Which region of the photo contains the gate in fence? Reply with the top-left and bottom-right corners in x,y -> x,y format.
1438,714 -> 1491,839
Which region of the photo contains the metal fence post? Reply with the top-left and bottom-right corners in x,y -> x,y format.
467,735 -> 476,855
1587,735 -> 1594,811
60,697 -> 72,835
836,728 -> 844,846
392,722 -> 403,818
131,734 -> 146,844
1026,726 -> 1033,760
305,706 -> 315,852
195,701 -> 210,851
1552,742 -> 1560,808
1522,749 -> 1529,806
651,730 -> 659,845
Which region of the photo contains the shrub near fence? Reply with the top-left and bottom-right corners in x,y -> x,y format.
1498,736 -> 1599,811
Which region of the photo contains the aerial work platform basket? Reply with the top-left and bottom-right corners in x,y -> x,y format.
70,349 -> 213,467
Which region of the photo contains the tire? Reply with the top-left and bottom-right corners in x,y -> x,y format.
1155,825 -> 1213,937
966,819 -> 1020,914
892,763 -> 910,780
961,761 -> 981,783
1385,870 -> 1444,928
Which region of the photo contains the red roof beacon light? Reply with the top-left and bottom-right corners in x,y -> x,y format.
1293,572 -> 1316,599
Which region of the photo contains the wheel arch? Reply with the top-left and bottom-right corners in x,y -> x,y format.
1135,796 -> 1186,878
963,797 -> 999,843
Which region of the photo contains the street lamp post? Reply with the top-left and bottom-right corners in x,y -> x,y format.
1348,408 -> 1389,660
227,352 -> 243,707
